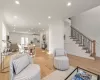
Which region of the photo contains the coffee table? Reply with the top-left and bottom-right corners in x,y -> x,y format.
65,66 -> 100,80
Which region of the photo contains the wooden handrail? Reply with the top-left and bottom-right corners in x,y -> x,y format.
71,26 -> 92,41
71,26 -> 96,59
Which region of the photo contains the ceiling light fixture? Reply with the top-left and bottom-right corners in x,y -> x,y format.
43,29 -> 44,30
67,2 -> 71,6
15,1 -> 20,4
48,16 -> 51,19
29,30 -> 30,31
38,22 -> 41,25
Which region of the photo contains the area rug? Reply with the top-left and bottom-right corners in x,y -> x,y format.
42,66 -> 97,80
42,66 -> 75,80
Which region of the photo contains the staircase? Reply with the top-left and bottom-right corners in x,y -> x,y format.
70,26 -> 96,59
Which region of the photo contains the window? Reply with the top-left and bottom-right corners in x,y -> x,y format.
25,37 -> 28,45
21,37 -> 29,46
21,37 -> 24,45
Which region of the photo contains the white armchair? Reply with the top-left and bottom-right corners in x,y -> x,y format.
53,49 -> 69,70
10,54 -> 40,80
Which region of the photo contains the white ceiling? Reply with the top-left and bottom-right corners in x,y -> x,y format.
1,0 -> 100,33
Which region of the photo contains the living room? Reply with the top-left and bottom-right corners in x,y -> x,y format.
0,0 -> 100,80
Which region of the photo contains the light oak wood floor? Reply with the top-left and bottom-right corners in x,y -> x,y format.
0,47 -> 100,80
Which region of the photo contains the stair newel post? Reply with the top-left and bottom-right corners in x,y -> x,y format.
91,40 -> 96,59
93,40 -> 96,59
90,41 -> 93,56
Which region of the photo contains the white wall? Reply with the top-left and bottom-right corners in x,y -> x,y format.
49,21 -> 64,54
71,6 -> 100,57
64,19 -> 71,44
0,10 -> 3,50
10,32 -> 33,44
2,22 -> 9,48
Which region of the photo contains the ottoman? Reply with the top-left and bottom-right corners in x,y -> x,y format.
54,56 -> 69,70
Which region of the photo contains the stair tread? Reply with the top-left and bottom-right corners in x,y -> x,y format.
74,39 -> 79,41
69,36 -> 93,59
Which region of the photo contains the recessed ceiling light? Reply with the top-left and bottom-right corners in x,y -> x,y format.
14,16 -> 17,19
43,29 -> 44,30
31,28 -> 33,29
67,2 -> 71,6
29,30 -> 30,31
48,16 -> 51,19
15,1 -> 20,4
38,22 -> 41,25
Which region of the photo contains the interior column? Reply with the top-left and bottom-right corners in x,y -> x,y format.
49,21 -> 64,54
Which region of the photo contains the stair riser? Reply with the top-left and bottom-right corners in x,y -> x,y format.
70,36 -> 91,54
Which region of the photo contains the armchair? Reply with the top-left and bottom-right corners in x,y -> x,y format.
10,54 -> 40,80
53,49 -> 69,70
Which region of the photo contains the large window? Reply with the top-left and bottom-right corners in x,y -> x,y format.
25,37 -> 28,45
21,37 -> 24,45
21,37 -> 28,46
2,22 -> 7,48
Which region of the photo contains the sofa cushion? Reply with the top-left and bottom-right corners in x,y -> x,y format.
55,49 -> 65,56
13,54 -> 30,74
14,64 -> 40,80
